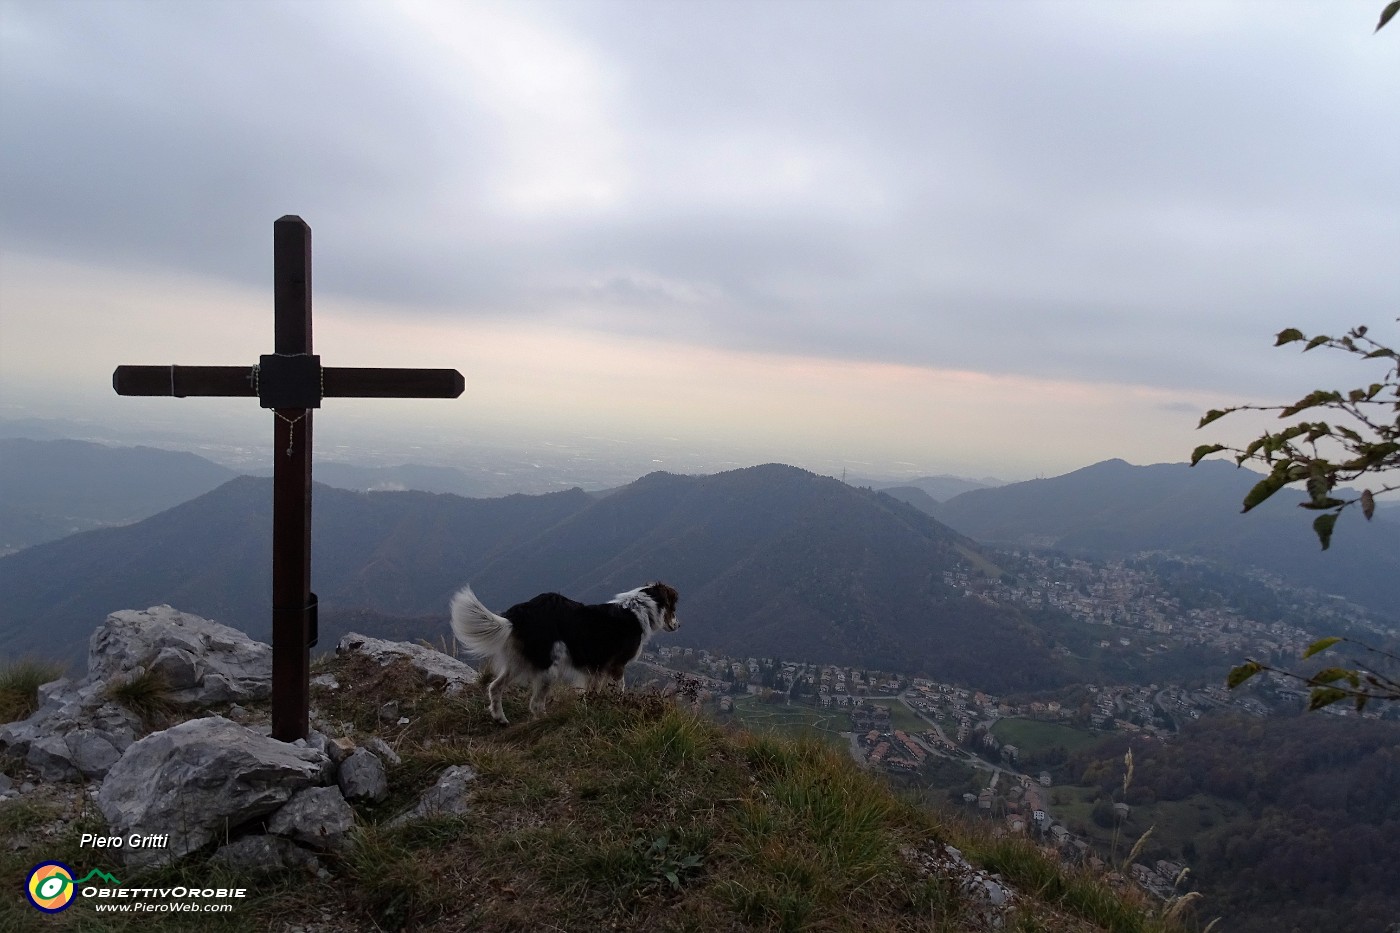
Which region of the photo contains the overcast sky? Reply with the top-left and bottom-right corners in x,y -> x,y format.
1,0 -> 1396,481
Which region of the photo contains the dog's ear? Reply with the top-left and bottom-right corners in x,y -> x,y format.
647,582 -> 679,612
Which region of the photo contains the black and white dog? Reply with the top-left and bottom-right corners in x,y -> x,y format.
449,582 -> 680,724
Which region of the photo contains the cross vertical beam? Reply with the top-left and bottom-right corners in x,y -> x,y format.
271,216 -> 314,741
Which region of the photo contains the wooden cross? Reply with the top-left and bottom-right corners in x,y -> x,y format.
112,215 -> 464,741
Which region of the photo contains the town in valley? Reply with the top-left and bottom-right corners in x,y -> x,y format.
636,546 -> 1396,903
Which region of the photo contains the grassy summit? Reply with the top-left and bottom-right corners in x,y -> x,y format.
1,650 -> 1195,932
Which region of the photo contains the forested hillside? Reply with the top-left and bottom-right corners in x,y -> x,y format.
1065,714 -> 1400,933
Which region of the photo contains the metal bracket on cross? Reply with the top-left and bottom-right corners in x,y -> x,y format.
257,354 -> 323,409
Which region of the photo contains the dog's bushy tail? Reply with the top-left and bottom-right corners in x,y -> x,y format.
449,586 -> 512,658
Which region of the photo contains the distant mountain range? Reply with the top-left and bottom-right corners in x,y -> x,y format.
0,438 -> 240,552
862,474 -> 1001,502
0,438 -> 512,552
931,458 -> 1399,614
0,464 -> 1078,692
4,439 -> 1394,686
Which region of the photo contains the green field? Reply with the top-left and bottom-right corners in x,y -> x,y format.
728,696 -> 850,749
867,700 -> 930,735
990,717 -> 1103,757
727,696 -> 934,750
1050,785 -> 1242,867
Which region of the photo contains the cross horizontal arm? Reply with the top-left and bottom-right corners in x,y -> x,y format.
113,365 -> 464,399
323,367 -> 464,399
113,365 -> 254,397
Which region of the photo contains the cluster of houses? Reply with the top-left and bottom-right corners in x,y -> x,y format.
645,641 -> 1341,746
965,772 -> 1051,831
953,764 -> 1193,901
857,724 -> 927,772
904,681 -> 1004,743
941,551 -> 1387,700
1131,860 -> 1188,900
647,646 -> 909,703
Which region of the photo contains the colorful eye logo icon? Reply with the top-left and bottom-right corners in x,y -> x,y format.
26,861 -> 77,912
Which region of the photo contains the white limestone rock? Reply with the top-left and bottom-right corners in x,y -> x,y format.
97,716 -> 329,868
388,765 -> 478,827
335,632 -> 477,694
268,786 -> 356,850
89,605 -> 271,706
336,748 -> 388,802
1,678 -> 142,780
1,606 -> 276,782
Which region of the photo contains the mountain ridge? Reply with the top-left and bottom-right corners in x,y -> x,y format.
0,464 -> 1077,693
0,438 -> 241,551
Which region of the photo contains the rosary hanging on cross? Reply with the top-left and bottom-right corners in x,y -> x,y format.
277,411 -> 306,457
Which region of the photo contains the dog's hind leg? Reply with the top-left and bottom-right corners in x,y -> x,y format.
486,667 -> 511,725
527,675 -> 550,718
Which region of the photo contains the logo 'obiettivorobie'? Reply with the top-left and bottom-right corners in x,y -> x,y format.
25,861 -> 123,913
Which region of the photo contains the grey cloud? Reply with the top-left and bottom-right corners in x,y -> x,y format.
2,0 -> 1396,401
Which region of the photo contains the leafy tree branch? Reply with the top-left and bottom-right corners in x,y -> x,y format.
1229,637 -> 1400,713
1195,321 -> 1398,711
1191,323 -> 1399,550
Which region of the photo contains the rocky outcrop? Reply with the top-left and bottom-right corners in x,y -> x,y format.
97,716 -> 330,868
1,606 -> 272,780
335,632 -> 478,694
89,605 -> 272,706
3,605 -> 479,873
1,676 -> 144,781
904,842 -> 1017,931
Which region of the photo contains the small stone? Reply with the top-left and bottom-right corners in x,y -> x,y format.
212,835 -> 296,874
365,736 -> 401,766
326,736 -> 355,764
268,786 -> 356,850
337,748 -> 388,802
389,765 -> 478,826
